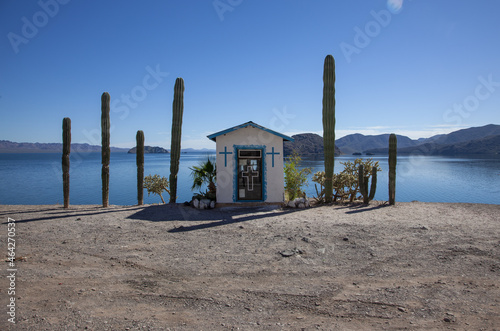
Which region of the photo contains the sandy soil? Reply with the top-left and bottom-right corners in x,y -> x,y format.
0,201 -> 499,330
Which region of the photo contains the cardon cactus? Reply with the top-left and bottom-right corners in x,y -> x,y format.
101,92 -> 111,207
358,164 -> 368,203
62,117 -> 71,208
136,130 -> 145,205
369,166 -> 377,201
358,164 -> 377,204
322,55 -> 336,203
388,133 -> 397,205
169,78 -> 184,203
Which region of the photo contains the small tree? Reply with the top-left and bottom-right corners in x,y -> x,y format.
189,157 -> 216,200
143,174 -> 170,204
284,153 -> 312,201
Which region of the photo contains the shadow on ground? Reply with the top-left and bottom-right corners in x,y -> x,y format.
126,204 -> 298,232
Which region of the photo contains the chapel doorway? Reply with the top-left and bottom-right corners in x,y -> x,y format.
237,149 -> 262,201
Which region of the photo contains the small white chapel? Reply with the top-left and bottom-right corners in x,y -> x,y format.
207,121 -> 294,204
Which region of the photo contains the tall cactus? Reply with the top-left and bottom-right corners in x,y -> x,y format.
369,166 -> 377,201
136,130 -> 145,205
358,164 -> 377,204
358,164 -> 368,204
169,78 -> 184,203
101,92 -> 111,208
62,117 -> 71,208
388,133 -> 397,205
322,55 -> 336,203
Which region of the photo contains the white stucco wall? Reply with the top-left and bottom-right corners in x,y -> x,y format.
214,126 -> 285,203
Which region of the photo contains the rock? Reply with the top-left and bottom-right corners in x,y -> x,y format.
280,250 -> 296,257
305,199 -> 310,207
210,200 -> 215,209
298,203 -> 306,209
199,201 -> 206,209
192,199 -> 199,209
287,200 -> 296,208
201,199 -> 211,209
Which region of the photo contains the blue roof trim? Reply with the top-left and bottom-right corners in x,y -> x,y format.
207,121 -> 294,142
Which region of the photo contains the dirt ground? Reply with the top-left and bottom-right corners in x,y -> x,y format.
0,201 -> 499,330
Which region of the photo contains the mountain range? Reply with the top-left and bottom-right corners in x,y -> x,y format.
0,141 -> 130,153
1,124 -> 498,155
286,124 -> 500,156
283,133 -> 341,156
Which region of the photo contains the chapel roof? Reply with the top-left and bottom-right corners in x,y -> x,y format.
207,121 -> 294,142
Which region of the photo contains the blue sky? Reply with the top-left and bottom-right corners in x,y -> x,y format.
1,0 -> 499,149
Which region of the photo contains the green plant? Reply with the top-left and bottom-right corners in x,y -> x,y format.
358,164 -> 377,204
62,117 -> 71,208
388,133 -> 397,205
369,166 -> 377,201
312,158 -> 380,203
136,130 -> 145,205
189,157 -> 216,200
169,78 -> 184,203
322,54 -> 336,203
312,171 -> 326,203
144,174 -> 170,204
284,153 -> 312,201
101,92 -> 110,208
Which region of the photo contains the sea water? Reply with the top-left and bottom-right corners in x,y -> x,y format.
0,153 -> 499,205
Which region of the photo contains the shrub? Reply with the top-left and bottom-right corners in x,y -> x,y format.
284,153 -> 312,201
312,158 -> 381,203
143,174 -> 170,204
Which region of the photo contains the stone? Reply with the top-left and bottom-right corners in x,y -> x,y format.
298,203 -> 306,209
279,250 -> 296,257
192,199 -> 199,209
287,200 -> 296,208
294,197 -> 305,205
199,201 -> 206,209
210,200 -> 215,209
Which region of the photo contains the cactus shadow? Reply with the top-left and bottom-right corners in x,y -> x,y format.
127,203 -> 296,232
343,202 -> 390,214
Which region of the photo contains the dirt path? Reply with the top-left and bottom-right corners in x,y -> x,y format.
1,201 -> 499,330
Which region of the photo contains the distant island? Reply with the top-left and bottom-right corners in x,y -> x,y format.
128,146 -> 169,154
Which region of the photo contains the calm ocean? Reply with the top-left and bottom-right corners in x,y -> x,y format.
0,153 -> 499,205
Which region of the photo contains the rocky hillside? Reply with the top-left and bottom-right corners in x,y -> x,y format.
283,133 -> 341,156
368,134 -> 500,155
364,124 -> 500,155
335,133 -> 417,155
128,146 -> 169,154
